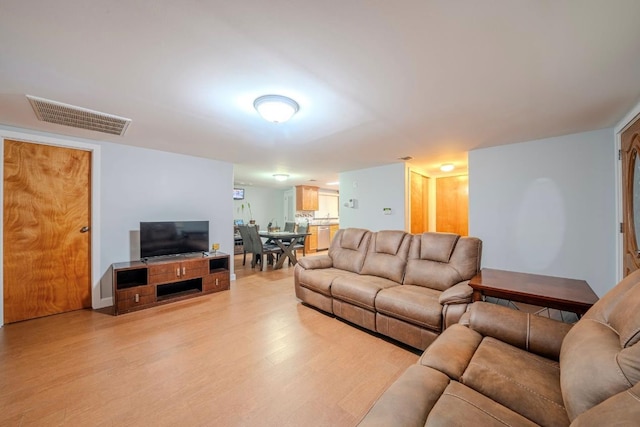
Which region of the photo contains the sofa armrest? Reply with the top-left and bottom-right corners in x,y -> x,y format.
439,282 -> 473,305
570,382 -> 640,426
297,255 -> 333,270
468,302 -> 573,360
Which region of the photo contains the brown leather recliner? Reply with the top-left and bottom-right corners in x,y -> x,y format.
376,232 -> 482,349
294,227 -> 372,314
294,228 -> 482,350
358,268 -> 640,426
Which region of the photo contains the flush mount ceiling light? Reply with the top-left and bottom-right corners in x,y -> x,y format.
273,173 -> 290,181
440,163 -> 455,172
254,95 -> 299,123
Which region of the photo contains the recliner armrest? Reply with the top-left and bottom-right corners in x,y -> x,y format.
468,302 -> 573,360
570,382 -> 640,426
297,255 -> 333,270
439,282 -> 473,305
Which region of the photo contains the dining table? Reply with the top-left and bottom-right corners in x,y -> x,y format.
258,230 -> 310,270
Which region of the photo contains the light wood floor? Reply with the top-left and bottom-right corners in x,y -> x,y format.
0,254 -> 419,427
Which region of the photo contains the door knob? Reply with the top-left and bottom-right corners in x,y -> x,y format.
80,226 -> 90,233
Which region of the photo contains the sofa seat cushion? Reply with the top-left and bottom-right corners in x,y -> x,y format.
461,337 -> 570,427
357,364 -> 538,427
331,274 -> 399,311
375,285 -> 443,331
297,268 -> 355,297
426,381 -> 539,427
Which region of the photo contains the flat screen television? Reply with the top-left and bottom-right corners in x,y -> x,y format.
233,188 -> 244,200
140,221 -> 209,259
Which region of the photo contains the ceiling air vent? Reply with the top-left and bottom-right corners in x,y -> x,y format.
26,95 -> 131,136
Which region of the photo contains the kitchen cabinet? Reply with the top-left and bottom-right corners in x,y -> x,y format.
296,185 -> 319,211
329,224 -> 339,243
306,225 -> 318,253
304,224 -> 338,253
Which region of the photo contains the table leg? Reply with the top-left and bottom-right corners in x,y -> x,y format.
272,237 -> 299,270
472,290 -> 483,302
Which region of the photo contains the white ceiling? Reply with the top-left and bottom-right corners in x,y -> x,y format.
1,1 -> 640,189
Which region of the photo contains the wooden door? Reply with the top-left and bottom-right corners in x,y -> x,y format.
621,116 -> 640,277
436,175 -> 469,236
3,139 -> 91,323
410,171 -> 429,233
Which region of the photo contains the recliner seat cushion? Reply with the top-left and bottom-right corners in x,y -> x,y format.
297,267 -> 355,297
462,337 -> 569,427
426,381 -> 539,427
375,285 -> 443,331
331,274 -> 399,311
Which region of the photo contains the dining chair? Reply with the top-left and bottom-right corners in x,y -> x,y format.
247,225 -> 283,271
236,225 -> 252,266
284,222 -> 296,232
290,223 -> 308,263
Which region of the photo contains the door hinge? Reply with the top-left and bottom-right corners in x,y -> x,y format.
621,222 -> 624,233
619,149 -> 622,160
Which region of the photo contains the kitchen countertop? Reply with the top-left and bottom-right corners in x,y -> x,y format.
309,219 -> 339,226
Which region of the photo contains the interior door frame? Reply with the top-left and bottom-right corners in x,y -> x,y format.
615,102 -> 640,284
0,128 -> 102,327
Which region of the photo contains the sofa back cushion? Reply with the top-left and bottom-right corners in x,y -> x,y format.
360,230 -> 411,283
328,228 -> 371,274
560,269 -> 640,421
403,233 -> 482,291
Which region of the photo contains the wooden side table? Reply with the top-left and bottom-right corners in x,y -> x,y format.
469,268 -> 599,316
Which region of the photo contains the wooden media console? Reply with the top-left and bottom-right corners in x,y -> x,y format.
112,253 -> 230,315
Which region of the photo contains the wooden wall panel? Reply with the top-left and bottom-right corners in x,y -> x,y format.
436,175 -> 468,236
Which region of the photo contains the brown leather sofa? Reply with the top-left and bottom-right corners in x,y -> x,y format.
294,228 -> 482,350
358,268 -> 640,426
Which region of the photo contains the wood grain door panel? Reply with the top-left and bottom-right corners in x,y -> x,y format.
622,116 -> 640,277
3,140 -> 91,323
410,171 -> 429,233
436,175 -> 469,236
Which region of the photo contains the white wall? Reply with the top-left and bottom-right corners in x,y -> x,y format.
469,128 -> 616,297
339,163 -> 407,231
232,185 -> 285,229
100,142 -> 234,300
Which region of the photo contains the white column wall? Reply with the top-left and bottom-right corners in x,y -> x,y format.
339,163 -> 408,231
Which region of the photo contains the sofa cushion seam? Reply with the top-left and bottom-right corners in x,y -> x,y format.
483,338 -> 560,369
465,360 -> 565,410
439,390 -> 522,427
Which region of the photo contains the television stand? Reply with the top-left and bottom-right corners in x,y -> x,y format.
112,253 -> 230,315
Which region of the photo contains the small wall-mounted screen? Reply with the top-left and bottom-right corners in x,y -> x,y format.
233,188 -> 244,200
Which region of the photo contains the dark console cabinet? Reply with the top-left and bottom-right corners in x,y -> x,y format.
112,253 -> 230,315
